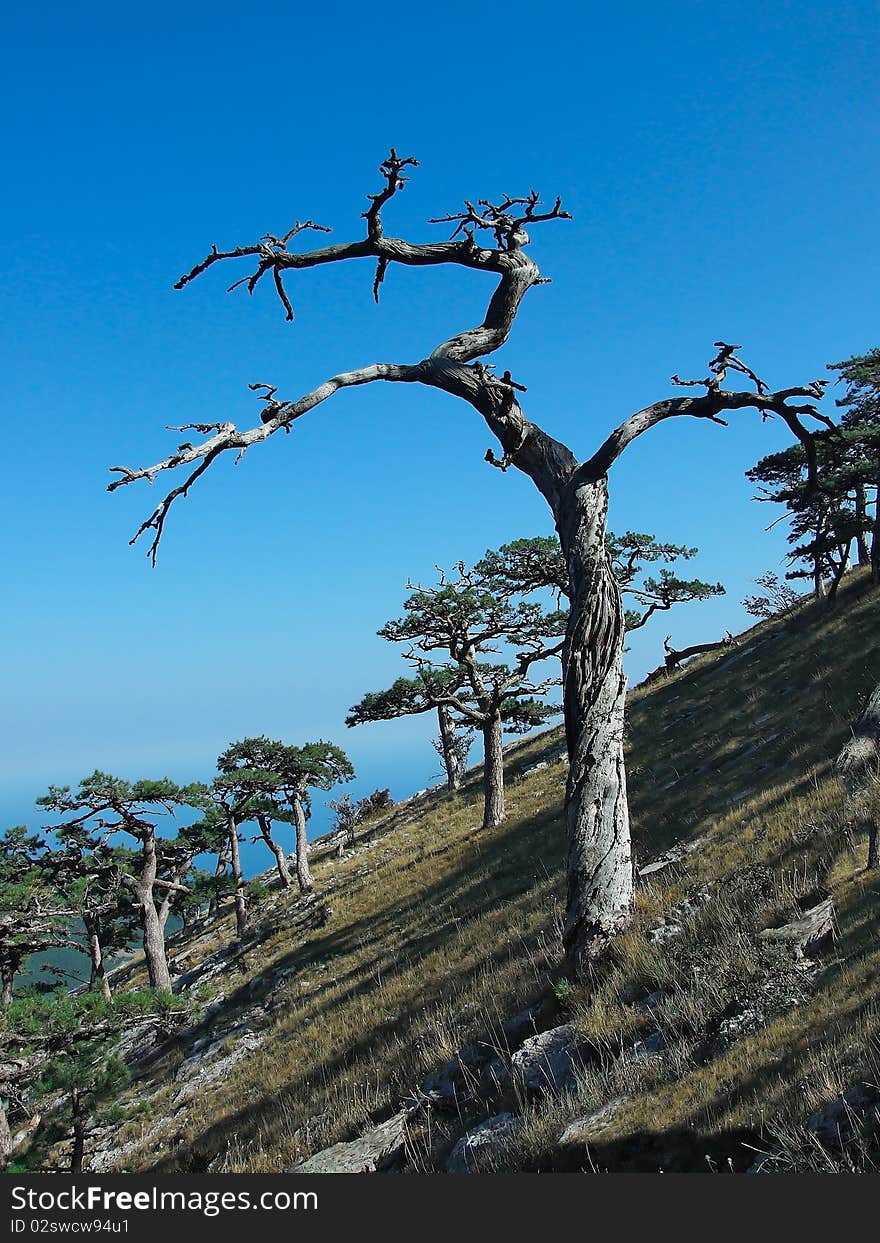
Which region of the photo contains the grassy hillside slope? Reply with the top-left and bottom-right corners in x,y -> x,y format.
65,571 -> 880,1173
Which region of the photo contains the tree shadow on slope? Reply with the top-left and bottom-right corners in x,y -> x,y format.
141,574 -> 880,1171
146,800 -> 568,1170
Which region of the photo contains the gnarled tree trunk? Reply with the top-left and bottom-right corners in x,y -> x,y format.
557,477 -> 633,977
110,155 -> 828,981
208,843 -> 231,919
437,704 -> 465,792
855,485 -> 871,567
131,829 -> 174,993
257,812 -> 293,888
70,1091 -> 85,1174
827,543 -> 850,604
481,712 -> 505,829
292,796 -> 314,893
644,632 -> 734,683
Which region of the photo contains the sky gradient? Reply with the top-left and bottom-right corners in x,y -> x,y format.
2,2 -> 878,866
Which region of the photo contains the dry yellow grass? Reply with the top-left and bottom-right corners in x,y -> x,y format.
93,570 -> 880,1172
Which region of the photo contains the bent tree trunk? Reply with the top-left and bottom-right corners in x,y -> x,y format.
257,813 -> 293,888
557,476 -> 633,978
482,712 -> 505,829
827,545 -> 850,604
437,704 -> 464,792
292,796 -> 314,894
228,817 -> 247,937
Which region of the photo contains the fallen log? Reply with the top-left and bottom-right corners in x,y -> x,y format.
643,632 -> 734,684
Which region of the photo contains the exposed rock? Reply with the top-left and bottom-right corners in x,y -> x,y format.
416,999 -> 557,1111
173,958 -> 228,991
88,1119 -> 179,1173
511,1024 -> 581,1097
559,1096 -> 629,1145
479,1055 -> 511,1097
670,889 -> 712,920
422,1043 -> 493,1110
758,897 -> 835,960
806,1084 -> 880,1148
172,1033 -> 262,1109
618,1029 -> 665,1066
707,1007 -> 765,1057
637,837 -> 705,878
117,1019 -> 166,1065
288,1110 -> 409,1174
446,1113 -> 522,1173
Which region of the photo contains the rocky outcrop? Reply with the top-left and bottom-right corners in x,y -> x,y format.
758,897 -> 835,960
288,1110 -> 409,1174
559,1096 -> 629,1146
806,1084 -> 880,1148
511,1024 -> 581,1097
172,1032 -> 263,1110
446,1113 -> 522,1173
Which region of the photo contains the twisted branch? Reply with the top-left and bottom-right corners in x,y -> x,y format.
576,344 -> 831,486
110,151 -> 575,559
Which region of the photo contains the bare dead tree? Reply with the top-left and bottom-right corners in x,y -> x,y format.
108,151 -> 829,978
643,632 -> 736,683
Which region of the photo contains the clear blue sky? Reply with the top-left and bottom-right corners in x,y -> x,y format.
2,2 -> 878,866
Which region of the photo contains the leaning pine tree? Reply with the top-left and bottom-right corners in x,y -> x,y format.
109,152 -> 830,977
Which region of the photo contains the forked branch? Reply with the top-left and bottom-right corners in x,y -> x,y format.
110,152 -> 575,560
576,344 -> 831,485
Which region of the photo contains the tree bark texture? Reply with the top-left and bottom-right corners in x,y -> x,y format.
292,796 -> 314,893
437,704 -> 464,792
138,883 -> 173,993
481,713 -> 505,829
557,478 -> 633,976
70,1092 -> 85,1174
1,953 -> 22,1008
